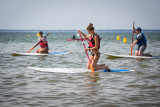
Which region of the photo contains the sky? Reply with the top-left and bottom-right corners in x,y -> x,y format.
0,0 -> 160,30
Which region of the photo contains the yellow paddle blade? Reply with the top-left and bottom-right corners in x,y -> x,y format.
90,64 -> 94,72
37,32 -> 40,37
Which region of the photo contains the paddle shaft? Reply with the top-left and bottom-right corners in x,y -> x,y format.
28,32 -> 51,53
131,47 -> 133,55
131,21 -> 135,55
79,34 -> 91,64
132,21 -> 135,44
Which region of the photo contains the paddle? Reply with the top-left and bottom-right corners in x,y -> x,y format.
131,21 -> 135,55
27,32 -> 51,53
79,33 -> 94,72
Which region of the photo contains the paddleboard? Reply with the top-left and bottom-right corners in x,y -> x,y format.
104,53 -> 160,59
67,38 -> 88,41
12,52 -> 69,56
28,67 -> 134,73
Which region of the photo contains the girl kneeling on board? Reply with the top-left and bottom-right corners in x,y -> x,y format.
78,23 -> 110,71
35,31 -> 49,54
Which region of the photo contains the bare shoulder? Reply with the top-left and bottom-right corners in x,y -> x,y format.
94,35 -> 99,39
86,35 -> 91,38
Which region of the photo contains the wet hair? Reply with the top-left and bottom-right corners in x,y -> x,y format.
87,23 -> 94,31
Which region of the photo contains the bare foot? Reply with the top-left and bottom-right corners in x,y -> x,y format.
105,66 -> 111,72
146,53 -> 152,57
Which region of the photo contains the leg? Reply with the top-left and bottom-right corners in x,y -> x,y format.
39,48 -> 49,54
91,55 -> 100,69
87,55 -> 94,69
95,64 -> 105,67
135,50 -> 139,56
138,44 -> 152,56
88,63 -> 105,69
138,44 -> 146,56
91,55 -> 110,71
135,45 -> 140,56
94,64 -> 110,71
36,48 -> 40,53
138,50 -> 145,56
138,51 -> 152,57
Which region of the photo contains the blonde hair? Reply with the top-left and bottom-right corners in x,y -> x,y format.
87,23 -> 94,31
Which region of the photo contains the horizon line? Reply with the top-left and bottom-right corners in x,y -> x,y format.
1,29 -> 160,31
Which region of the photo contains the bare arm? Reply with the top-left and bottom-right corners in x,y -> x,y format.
77,30 -> 89,39
131,40 -> 138,48
42,38 -> 47,44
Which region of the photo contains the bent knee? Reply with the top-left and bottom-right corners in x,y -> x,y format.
135,51 -> 138,56
87,65 -> 96,70
135,53 -> 139,56
39,50 -> 44,53
87,66 -> 90,69
138,52 -> 143,56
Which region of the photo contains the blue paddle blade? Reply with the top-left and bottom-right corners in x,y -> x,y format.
49,52 -> 67,55
102,69 -> 131,72
152,57 -> 160,59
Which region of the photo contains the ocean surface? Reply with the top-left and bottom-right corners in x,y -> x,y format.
0,30 -> 160,107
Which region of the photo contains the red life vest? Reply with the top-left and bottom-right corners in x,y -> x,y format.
88,33 -> 100,49
39,37 -> 48,48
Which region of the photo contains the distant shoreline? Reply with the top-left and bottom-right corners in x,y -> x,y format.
0,29 -> 160,32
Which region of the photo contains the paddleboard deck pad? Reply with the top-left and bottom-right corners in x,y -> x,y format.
104,53 -> 160,59
12,52 -> 69,56
28,67 -> 134,73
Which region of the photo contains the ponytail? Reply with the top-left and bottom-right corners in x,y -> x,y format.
87,23 -> 94,31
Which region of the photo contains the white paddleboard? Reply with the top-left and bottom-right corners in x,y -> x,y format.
28,67 -> 89,73
104,53 -> 160,59
12,52 -> 69,56
28,67 -> 134,73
